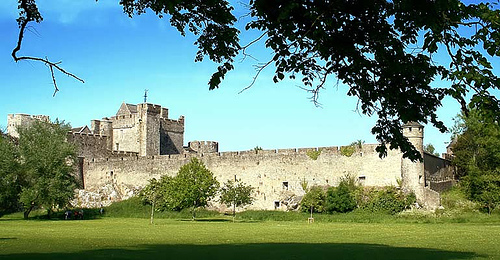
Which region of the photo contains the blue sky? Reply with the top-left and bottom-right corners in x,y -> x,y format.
0,1 -> 474,154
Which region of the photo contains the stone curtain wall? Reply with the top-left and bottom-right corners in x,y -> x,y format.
82,144 -> 403,210
424,152 -> 455,193
67,132 -> 111,159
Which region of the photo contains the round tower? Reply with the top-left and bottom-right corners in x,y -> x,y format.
401,122 -> 425,201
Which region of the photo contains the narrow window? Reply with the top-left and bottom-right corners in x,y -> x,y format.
274,201 -> 280,209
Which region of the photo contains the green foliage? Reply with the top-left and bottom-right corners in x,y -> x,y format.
219,179 -> 254,217
141,158 -> 219,219
440,187 -> 479,213
452,109 -> 500,213
325,176 -> 359,213
340,145 -> 356,157
325,185 -> 357,213
424,143 -> 440,157
358,187 -> 415,215
463,174 -> 500,214
3,120 -> 78,219
300,178 -> 308,192
176,158 -> 219,217
0,135 -> 21,216
300,186 -> 326,213
306,149 -> 321,160
253,146 -> 263,152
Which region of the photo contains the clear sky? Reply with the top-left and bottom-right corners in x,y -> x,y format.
0,1 -> 477,154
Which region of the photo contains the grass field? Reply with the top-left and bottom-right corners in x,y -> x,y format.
1,217 -> 499,260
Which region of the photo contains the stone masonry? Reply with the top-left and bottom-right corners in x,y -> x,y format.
7,102 -> 453,210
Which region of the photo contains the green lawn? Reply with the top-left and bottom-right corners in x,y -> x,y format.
0,217 -> 499,259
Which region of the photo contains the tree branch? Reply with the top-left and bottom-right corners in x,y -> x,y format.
238,58 -> 273,94
12,0 -> 84,95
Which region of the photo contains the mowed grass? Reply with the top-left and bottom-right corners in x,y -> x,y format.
1,217 -> 499,260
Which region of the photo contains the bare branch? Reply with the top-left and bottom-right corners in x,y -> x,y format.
238,59 -> 273,94
239,32 -> 266,63
12,0 -> 84,95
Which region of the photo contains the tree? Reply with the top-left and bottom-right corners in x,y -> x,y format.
140,178 -> 160,224
13,0 -> 500,161
300,186 -> 326,213
17,120 -> 78,219
451,109 -> 500,213
220,179 -> 254,219
0,134 -> 21,216
175,158 -> 219,219
424,144 -> 440,157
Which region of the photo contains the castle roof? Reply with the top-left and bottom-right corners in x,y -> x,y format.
116,102 -> 137,116
71,125 -> 91,134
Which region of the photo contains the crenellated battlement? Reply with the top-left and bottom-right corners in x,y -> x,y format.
84,144 -> 384,164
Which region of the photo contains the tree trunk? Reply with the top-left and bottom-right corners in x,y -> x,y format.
23,206 -> 33,220
150,200 -> 155,225
192,201 -> 197,220
233,203 -> 236,222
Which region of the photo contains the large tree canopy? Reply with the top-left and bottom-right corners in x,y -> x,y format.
451,108 -> 500,213
13,0 -> 500,160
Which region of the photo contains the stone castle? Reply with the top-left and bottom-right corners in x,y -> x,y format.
7,102 -> 454,211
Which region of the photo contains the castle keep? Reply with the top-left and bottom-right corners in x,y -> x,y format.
7,102 -> 454,210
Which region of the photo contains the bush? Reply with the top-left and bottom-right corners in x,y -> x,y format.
325,183 -> 357,213
340,146 -> 356,157
440,186 -> 479,212
306,149 -> 321,160
300,186 -> 326,213
359,186 -> 415,214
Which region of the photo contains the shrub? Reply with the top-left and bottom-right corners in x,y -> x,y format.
300,186 -> 326,213
306,149 -> 321,160
359,186 -> 415,214
325,183 -> 357,213
440,186 -> 479,212
340,145 -> 356,157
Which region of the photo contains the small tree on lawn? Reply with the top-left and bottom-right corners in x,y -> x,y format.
300,186 -> 326,214
176,158 -> 219,220
220,179 -> 254,219
141,178 -> 160,224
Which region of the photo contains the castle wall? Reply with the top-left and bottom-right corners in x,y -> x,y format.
67,132 -> 111,159
7,114 -> 50,138
82,144 -> 403,210
424,152 -> 455,193
112,114 -> 140,153
160,118 -> 184,154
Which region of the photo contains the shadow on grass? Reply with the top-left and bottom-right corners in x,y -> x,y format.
0,238 -> 16,240
0,243 -> 484,260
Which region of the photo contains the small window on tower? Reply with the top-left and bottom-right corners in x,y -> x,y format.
274,201 -> 280,209
282,181 -> 289,190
